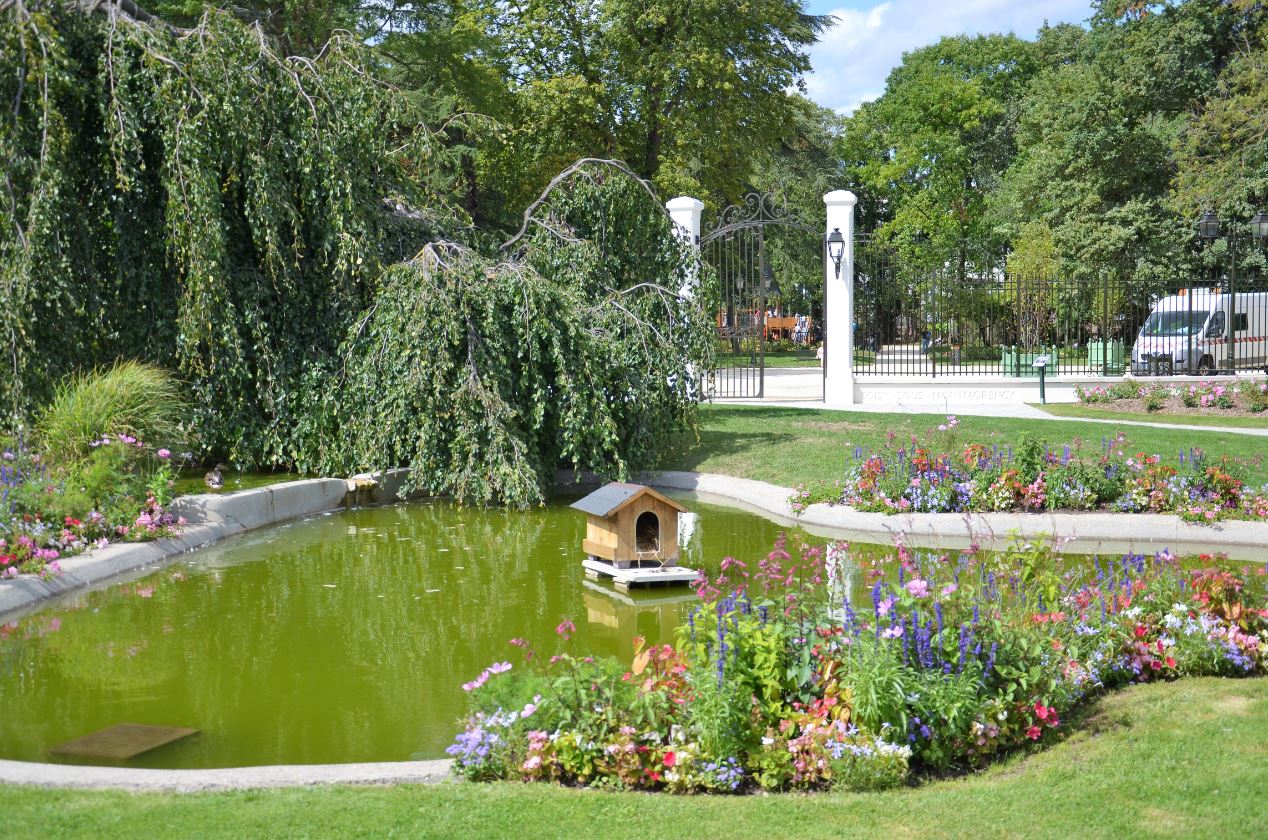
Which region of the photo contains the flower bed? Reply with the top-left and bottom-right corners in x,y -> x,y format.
446,536 -> 1267,794
789,419 -> 1268,522
0,436 -> 186,578
1076,379 -> 1268,415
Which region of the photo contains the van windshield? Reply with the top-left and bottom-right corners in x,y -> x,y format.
1141,311 -> 1206,337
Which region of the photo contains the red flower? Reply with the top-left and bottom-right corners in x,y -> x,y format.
1034,703 -> 1049,720
1149,659 -> 1162,670
1134,625 -> 1147,638
663,751 -> 677,768
1026,726 -> 1042,740
1165,656 -> 1176,668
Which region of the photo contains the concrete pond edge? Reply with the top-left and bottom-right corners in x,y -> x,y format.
1,467 -> 1265,791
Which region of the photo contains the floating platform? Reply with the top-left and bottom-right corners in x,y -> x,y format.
582,557 -> 699,591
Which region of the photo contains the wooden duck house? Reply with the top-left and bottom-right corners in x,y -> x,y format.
572,482 -> 687,568
571,483 -> 698,591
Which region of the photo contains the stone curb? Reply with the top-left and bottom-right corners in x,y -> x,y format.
0,758 -> 454,792
622,471 -> 1268,561
0,478 -> 351,620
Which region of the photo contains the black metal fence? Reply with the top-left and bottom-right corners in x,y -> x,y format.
853,237 -> 1268,377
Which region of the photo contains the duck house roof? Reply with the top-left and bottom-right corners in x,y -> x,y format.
569,482 -> 688,518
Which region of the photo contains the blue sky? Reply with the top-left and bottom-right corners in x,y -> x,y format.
800,1 -> 1094,113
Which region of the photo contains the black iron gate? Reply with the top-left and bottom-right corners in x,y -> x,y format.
702,194 -> 823,398
852,235 -> 1268,378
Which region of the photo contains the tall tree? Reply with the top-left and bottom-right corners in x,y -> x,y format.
992,0 -> 1241,280
838,34 -> 1039,272
488,0 -> 829,210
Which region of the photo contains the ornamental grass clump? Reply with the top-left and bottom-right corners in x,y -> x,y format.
36,362 -> 188,463
792,420 -> 1268,523
449,535 -> 1266,794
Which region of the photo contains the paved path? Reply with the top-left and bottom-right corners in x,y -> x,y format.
713,368 -> 1268,436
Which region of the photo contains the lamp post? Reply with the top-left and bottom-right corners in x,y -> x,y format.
826,228 -> 845,278
1196,209 -> 1268,373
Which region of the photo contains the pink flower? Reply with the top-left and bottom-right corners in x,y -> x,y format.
1034,703 -> 1049,720
941,583 -> 958,596
522,755 -> 542,771
881,625 -> 903,639
487,661 -> 512,674
905,579 -> 930,598
878,597 -> 895,617
157,449 -> 171,459
555,619 -> 575,640
1026,726 -> 1041,740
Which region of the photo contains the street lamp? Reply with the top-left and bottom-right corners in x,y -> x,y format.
1197,210 -> 1220,242
1253,211 -> 1268,243
826,227 -> 845,278
1195,208 -> 1268,373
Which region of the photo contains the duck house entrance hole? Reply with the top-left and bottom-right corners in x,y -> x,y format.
636,511 -> 660,554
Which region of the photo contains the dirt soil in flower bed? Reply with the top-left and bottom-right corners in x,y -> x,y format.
1079,396 -> 1268,420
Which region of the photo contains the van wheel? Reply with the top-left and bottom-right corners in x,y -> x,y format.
1197,355 -> 1214,374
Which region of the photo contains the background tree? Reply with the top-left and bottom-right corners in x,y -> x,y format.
838,34 -> 1038,272
487,0 -> 830,212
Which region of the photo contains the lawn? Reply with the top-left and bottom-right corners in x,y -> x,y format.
4,677 -> 1264,839
658,404 -> 1268,486
1037,402 -> 1268,429
715,350 -> 820,368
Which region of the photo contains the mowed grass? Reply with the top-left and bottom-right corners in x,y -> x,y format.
1036,402 -> 1268,429
4,677 -> 1265,840
658,404 -> 1268,486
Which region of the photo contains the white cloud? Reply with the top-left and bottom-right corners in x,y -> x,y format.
805,0 -> 1093,114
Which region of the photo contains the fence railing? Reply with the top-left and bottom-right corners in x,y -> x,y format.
852,244 -> 1268,378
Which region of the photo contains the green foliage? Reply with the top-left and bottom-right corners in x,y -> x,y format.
840,33 -> 1039,266
36,361 -> 186,463
0,2 -> 467,462
309,161 -> 712,507
488,0 -> 830,207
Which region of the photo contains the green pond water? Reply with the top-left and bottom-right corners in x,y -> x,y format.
0,494 -> 815,769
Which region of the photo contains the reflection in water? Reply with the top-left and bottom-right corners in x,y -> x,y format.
0,494 -> 800,768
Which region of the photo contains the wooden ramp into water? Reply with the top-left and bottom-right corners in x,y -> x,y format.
50,723 -> 199,761
581,557 -> 698,592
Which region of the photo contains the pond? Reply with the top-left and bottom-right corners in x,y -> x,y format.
0,494 -> 807,769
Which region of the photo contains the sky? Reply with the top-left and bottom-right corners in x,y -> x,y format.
801,0 -> 1094,114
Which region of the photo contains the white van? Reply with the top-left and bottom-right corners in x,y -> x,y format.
1130,289 -> 1268,375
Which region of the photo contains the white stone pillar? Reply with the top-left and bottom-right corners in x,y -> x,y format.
665,196 -> 704,298
823,190 -> 858,405
666,196 -> 706,398
665,196 -> 704,244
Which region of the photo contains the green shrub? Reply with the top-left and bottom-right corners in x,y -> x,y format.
1245,382 -> 1268,413
1143,390 -> 1165,412
36,361 -> 187,463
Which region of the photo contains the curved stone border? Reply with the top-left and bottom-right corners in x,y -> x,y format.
0,757 -> 452,791
2,467 -> 1266,791
0,478 -> 353,620
629,471 -> 1268,562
